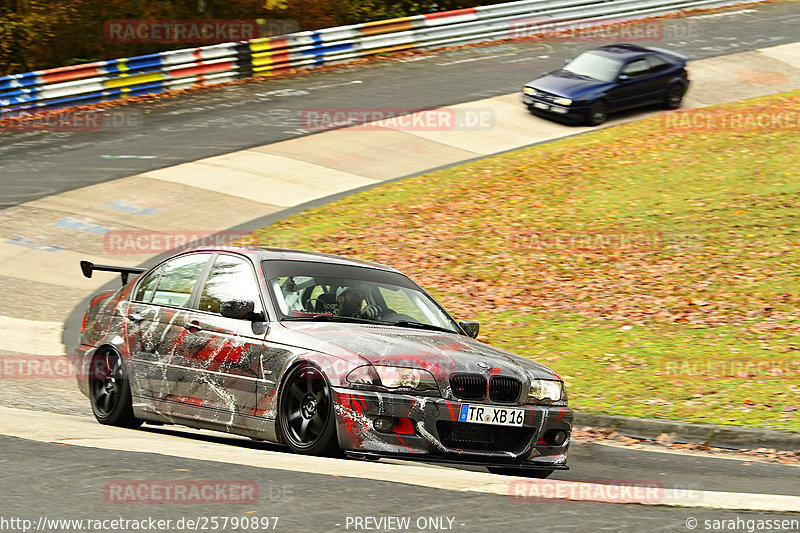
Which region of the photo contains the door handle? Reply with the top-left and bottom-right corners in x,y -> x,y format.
183,320 -> 202,332
127,313 -> 145,323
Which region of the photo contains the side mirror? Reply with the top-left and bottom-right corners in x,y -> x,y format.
618,74 -> 630,81
220,300 -> 263,321
459,320 -> 480,339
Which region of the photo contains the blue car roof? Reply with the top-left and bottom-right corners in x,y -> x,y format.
587,44 -> 652,59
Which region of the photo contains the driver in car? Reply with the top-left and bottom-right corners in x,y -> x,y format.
335,285 -> 382,320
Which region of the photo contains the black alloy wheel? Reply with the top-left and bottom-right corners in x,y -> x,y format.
279,364 -> 339,455
89,350 -> 141,428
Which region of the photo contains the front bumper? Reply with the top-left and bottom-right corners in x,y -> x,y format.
523,94 -> 588,124
332,387 -> 573,467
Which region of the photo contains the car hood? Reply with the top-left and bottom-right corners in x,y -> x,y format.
277,321 -> 559,382
527,70 -> 609,98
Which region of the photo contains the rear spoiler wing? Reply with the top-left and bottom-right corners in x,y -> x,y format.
80,260 -> 146,286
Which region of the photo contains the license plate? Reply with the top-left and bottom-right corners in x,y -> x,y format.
534,102 -> 550,110
459,404 -> 525,427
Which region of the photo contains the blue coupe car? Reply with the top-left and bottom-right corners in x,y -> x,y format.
523,44 -> 690,126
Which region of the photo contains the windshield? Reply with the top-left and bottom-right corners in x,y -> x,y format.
563,52 -> 622,83
262,260 -> 461,333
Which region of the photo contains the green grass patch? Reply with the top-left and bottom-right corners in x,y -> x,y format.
247,90 -> 800,431
479,313 -> 799,431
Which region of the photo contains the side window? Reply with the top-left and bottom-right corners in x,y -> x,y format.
621,58 -> 650,78
646,55 -> 669,72
151,254 -> 210,308
134,266 -> 163,302
198,255 -> 263,315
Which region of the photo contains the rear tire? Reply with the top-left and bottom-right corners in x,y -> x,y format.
278,363 -> 340,456
664,84 -> 685,109
89,349 -> 142,428
487,467 -> 554,478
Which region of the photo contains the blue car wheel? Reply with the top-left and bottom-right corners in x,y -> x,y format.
587,100 -> 608,126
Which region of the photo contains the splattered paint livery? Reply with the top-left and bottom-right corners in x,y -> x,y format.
74,247 -> 572,475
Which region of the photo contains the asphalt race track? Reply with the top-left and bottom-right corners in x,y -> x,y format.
1,432 -> 798,532
1,2 -> 799,531
1,1 -> 800,208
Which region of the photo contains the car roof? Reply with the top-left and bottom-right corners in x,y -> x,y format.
187,245 -> 401,273
585,44 -> 653,60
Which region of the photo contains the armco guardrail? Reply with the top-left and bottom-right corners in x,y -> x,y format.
0,0 -> 760,116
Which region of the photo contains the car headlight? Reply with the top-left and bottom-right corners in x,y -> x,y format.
553,97 -> 572,106
523,87 -> 536,96
347,365 -> 439,393
527,379 -> 565,403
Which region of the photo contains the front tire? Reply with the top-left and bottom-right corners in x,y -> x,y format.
89,349 -> 141,428
487,467 -> 554,478
278,363 -> 339,456
586,100 -> 608,126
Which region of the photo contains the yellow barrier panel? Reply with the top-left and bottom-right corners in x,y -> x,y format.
249,38 -> 291,53
251,53 -> 276,67
104,72 -> 165,89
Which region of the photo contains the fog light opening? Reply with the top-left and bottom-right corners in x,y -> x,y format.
543,429 -> 569,446
391,417 -> 415,435
373,416 -> 394,433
